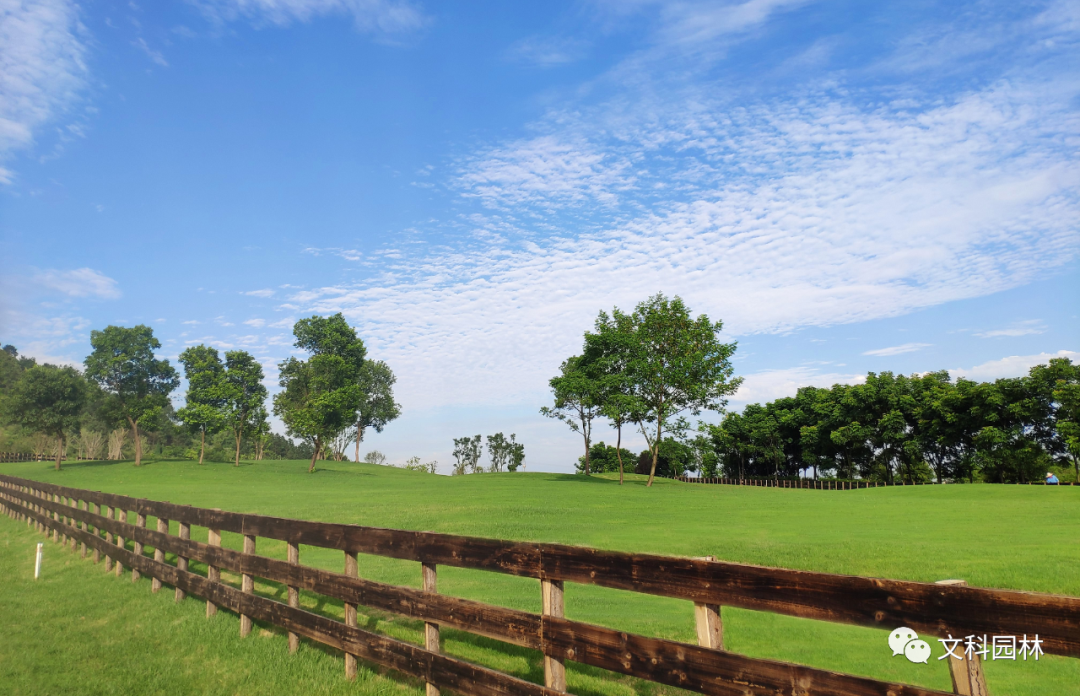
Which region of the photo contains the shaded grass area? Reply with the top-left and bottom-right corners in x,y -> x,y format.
1,458 -> 1078,695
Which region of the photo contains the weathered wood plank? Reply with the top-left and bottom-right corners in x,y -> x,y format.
241,534 -> 255,637
542,579 -> 566,692
287,541 -> 300,653
207,526 -> 221,617
345,550 -> 358,680
176,522 -> 190,602
152,517 -> 168,593
422,562 -> 440,696
133,513 -> 146,583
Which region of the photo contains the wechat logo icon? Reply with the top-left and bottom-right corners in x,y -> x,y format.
889,627 -> 932,664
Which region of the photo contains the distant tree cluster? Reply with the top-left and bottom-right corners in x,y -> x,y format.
696,360 -> 1080,485
0,313 -> 402,471
451,433 -> 525,475
544,293 -> 741,487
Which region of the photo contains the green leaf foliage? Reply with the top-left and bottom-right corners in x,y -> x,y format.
83,325 -> 179,466
2,364 -> 87,469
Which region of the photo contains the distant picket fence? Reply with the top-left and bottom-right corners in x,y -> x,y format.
2,473 -> 1079,695
671,476 -> 1078,488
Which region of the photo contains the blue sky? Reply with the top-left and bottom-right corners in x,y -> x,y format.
1,0 -> 1078,472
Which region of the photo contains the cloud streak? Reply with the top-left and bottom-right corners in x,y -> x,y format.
191,0 -> 429,36
34,268 -> 122,299
0,0 -> 88,183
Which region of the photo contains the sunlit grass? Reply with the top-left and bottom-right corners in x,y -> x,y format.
1,458 -> 1077,695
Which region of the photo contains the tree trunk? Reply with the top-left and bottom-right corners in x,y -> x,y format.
55,433 -> 63,470
309,437 -> 319,473
582,431 -> 590,476
234,429 -> 242,467
616,423 -> 624,485
199,429 -> 206,465
647,421 -> 662,487
355,421 -> 363,463
128,417 -> 142,466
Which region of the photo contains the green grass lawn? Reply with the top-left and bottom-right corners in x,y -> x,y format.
2,458 -> 1078,695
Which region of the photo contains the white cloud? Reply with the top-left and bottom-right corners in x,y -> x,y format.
34,268 -> 121,299
951,350 -> 1079,382
509,35 -> 588,67
243,318 -> 266,327
974,320 -> 1047,338
278,77 -> 1078,409
731,366 -> 864,406
243,288 -> 275,298
0,0 -> 89,182
132,37 -> 168,67
191,0 -> 428,36
862,343 -> 932,357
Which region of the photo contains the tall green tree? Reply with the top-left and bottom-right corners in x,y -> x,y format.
541,355 -> 604,475
223,350 -> 268,467
3,365 -> 87,470
585,310 -> 640,484
84,325 -> 178,466
1050,360 -> 1080,482
273,314 -> 365,473
352,359 -> 401,463
620,293 -> 741,487
176,345 -> 226,465
452,435 -> 482,475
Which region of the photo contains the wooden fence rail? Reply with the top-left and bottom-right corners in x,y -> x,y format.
2,474 -> 1078,696
671,476 -> 1079,488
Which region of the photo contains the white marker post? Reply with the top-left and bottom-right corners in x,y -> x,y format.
34,542 -> 44,579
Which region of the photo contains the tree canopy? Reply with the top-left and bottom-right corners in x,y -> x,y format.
3,364 -> 87,469
273,314 -> 366,473
176,345 -> 226,465
84,325 -> 179,466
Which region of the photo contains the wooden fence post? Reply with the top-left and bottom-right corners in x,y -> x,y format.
104,506 -> 114,571
153,518 -> 169,592
344,550 -> 358,679
936,580 -> 989,696
176,522 -> 190,602
240,534 -> 255,637
693,556 -> 724,650
423,562 -> 441,696
542,578 -> 567,692
51,494 -> 59,543
79,500 -> 88,558
287,541 -> 299,652
114,509 -> 125,577
207,527 -> 221,617
92,503 -> 101,564
133,513 -> 146,582
67,497 -> 77,551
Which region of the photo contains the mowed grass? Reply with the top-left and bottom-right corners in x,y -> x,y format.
1,458 -> 1078,696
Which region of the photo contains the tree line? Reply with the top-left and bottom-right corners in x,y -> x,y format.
699,360 -> 1079,484
544,293 -> 1079,486
0,313 -> 403,472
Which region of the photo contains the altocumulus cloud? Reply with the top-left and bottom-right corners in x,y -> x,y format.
0,0 -> 88,183
278,76 -> 1080,410
34,268 -> 121,299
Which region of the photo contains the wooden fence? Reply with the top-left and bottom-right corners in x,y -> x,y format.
0,452 -> 110,463
2,473 -> 1078,696
671,476 -> 1078,488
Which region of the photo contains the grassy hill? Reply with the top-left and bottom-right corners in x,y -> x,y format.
1,458 -> 1077,695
